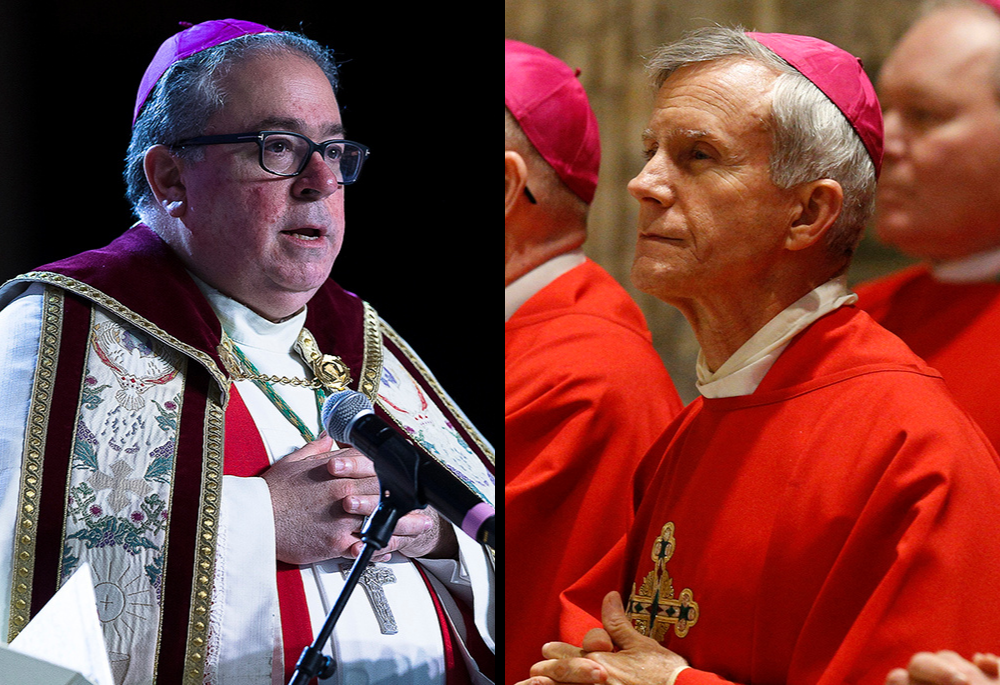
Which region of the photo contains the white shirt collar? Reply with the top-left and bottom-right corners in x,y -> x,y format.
505,249 -> 587,322
190,275 -> 307,354
696,275 -> 857,399
931,245 -> 1000,283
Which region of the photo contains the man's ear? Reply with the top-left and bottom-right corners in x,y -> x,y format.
144,145 -> 188,218
785,179 -> 844,251
505,150 -> 529,218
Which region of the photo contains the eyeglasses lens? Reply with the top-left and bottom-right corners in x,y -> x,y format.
261,133 -> 363,182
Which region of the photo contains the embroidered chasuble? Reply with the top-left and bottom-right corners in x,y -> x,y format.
561,306 -> 1000,684
0,224 -> 495,685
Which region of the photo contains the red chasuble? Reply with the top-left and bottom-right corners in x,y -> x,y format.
855,264 -> 1000,450
505,259 -> 683,683
566,306 -> 1000,684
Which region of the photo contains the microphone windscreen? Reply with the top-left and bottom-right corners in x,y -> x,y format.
321,390 -> 374,443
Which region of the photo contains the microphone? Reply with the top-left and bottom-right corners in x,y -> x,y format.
321,390 -> 495,549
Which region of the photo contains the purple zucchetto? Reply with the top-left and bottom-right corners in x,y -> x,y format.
133,18 -> 278,124
505,39 -> 601,205
747,31 -> 884,178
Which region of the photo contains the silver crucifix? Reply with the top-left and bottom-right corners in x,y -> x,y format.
340,562 -> 398,635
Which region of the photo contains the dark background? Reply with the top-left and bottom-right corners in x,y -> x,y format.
0,3 -> 493,448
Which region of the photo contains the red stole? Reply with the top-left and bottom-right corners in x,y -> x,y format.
223,386 -> 314,682
223,387 -> 482,684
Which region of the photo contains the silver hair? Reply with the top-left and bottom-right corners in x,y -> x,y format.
124,30 -> 340,221
645,26 -> 877,264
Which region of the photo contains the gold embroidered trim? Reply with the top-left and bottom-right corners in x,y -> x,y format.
13,272 -> 229,399
627,522 -> 699,641
7,286 -> 64,641
379,319 -> 494,464
359,301 -> 383,402
183,384 -> 225,684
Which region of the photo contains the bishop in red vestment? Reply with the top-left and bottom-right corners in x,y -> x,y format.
854,1 -> 1000,455
505,257 -> 682,681
858,6 -> 1000,680
518,26 -> 1000,685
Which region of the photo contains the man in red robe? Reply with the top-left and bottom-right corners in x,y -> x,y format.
855,2 -> 1000,681
854,0 -> 1000,451
505,39 -> 683,683
518,26 -> 1000,685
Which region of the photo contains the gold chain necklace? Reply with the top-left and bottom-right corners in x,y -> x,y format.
218,328 -> 352,393
218,328 -> 353,442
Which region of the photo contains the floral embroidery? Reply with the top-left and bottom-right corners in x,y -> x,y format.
62,544 -> 81,580
60,311 -> 186,681
143,440 -> 176,484
82,376 -> 112,410
376,351 -> 495,507
151,397 -> 180,433
73,419 -> 101,472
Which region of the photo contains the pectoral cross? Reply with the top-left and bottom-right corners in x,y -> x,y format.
340,562 -> 398,635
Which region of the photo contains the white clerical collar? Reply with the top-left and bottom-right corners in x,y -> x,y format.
931,245 -> 1000,283
190,275 -> 307,354
696,275 -> 858,399
505,249 -> 587,322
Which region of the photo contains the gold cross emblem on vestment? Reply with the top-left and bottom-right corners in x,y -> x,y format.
626,522 -> 699,641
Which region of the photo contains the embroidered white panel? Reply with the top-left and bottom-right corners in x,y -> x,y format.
376,350 -> 495,509
61,309 -> 187,685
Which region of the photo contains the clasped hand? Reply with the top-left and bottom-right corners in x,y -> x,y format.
261,434 -> 456,564
517,591 -> 689,685
886,652 -> 1000,685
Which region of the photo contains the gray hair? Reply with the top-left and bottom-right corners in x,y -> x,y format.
645,26 -> 877,264
125,30 -> 340,221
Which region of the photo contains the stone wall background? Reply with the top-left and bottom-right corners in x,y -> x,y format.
506,0 -> 921,401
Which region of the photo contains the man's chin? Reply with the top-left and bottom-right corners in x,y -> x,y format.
874,212 -> 917,247
631,256 -> 686,303
873,216 -> 952,261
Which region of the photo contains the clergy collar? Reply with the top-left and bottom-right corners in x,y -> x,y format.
696,275 -> 858,399
505,249 -> 586,321
190,273 -> 307,354
931,245 -> 1000,283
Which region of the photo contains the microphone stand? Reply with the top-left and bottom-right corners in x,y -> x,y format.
288,421 -> 428,685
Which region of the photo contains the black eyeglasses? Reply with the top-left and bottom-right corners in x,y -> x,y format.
171,131 -> 370,184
